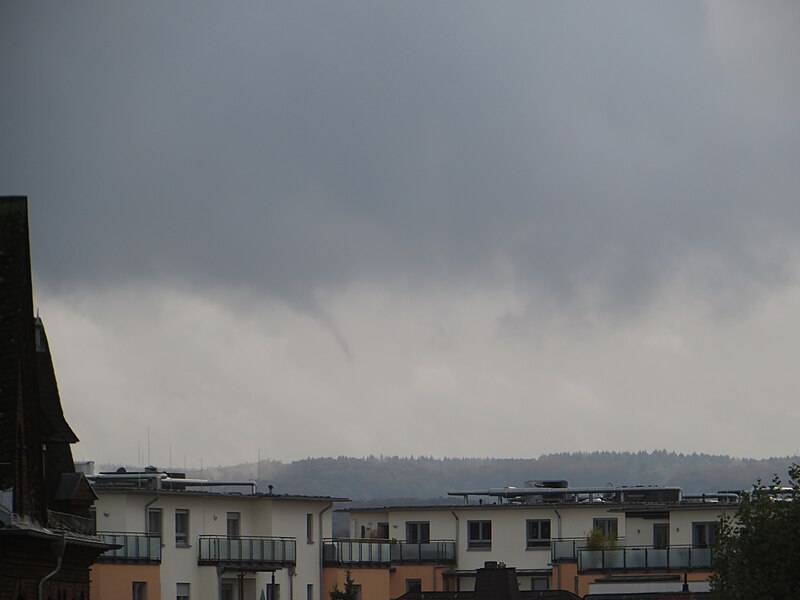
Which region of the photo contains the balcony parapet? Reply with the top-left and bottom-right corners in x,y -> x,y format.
96,532 -> 161,563
551,538 -> 627,562
578,545 -> 713,572
47,509 -> 96,535
323,539 -> 456,566
198,535 -> 296,569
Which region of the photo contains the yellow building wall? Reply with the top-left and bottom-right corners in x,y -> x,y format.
324,565 -> 448,600
91,563 -> 161,600
550,561 -> 579,595
325,567 -> 391,600
388,565 -> 446,598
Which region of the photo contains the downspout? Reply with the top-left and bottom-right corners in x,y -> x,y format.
319,503 -> 333,600
144,496 -> 159,534
451,511 -> 460,593
553,509 -> 562,591
38,533 -> 66,600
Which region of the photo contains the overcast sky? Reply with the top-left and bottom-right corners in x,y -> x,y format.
3,1 -> 800,468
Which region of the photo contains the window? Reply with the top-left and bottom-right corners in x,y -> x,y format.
352,585 -> 362,600
526,519 -> 551,548
468,520 -> 492,549
227,512 -> 240,539
405,580 -> 422,593
175,509 -> 190,546
307,513 -> 314,543
176,583 -> 190,600
147,508 -> 162,536
221,584 -> 234,600
306,584 -> 313,600
693,522 -> 718,548
592,518 -> 618,541
376,522 -> 389,539
531,577 -> 549,591
132,582 -> 147,600
406,521 -> 430,543
266,583 -> 280,600
653,523 -> 669,549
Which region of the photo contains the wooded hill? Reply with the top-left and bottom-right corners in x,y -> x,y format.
171,451 -> 799,500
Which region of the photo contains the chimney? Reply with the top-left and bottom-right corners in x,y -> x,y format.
474,562 -> 520,600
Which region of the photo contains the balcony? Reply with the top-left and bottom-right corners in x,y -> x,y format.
323,539 -> 456,566
577,545 -> 713,572
47,509 -> 96,535
198,536 -> 296,569
96,532 -> 161,563
551,538 -> 626,562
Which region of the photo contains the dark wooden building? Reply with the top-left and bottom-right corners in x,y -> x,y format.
1,196 -> 110,600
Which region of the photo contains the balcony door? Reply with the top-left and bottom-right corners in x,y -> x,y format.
653,523 -> 669,549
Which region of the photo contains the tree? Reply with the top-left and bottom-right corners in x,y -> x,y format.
329,568 -> 358,600
710,464 -> 800,599
584,527 -> 617,551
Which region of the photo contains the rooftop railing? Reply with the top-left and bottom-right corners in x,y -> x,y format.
198,536 -> 296,567
323,539 -> 456,566
578,545 -> 713,572
96,532 -> 161,563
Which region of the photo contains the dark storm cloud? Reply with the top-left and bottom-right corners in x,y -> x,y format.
3,1 -> 800,312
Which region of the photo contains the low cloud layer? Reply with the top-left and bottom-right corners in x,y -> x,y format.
3,2 -> 800,465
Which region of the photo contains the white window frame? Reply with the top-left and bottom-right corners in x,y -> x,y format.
175,509 -> 190,547
227,512 -> 241,539
467,520 -> 492,549
406,521 -> 430,544
592,518 -> 618,540
526,519 -> 551,548
176,582 -> 190,600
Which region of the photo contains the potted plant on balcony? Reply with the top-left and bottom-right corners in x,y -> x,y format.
582,528 -> 617,570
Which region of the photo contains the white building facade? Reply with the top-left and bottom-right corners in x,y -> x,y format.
91,470 -> 345,600
336,482 -> 738,597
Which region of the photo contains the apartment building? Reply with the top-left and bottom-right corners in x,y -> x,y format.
90,468 -> 347,600
324,480 -> 739,599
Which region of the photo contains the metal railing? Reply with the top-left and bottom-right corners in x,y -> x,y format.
551,537 -> 626,561
577,545 -> 713,572
323,539 -> 456,565
198,536 -> 296,566
96,532 -> 161,562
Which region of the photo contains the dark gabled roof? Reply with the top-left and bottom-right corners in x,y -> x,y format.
34,318 -> 79,444
54,472 -> 97,503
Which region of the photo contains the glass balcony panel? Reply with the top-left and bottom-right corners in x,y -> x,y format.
691,547 -> 712,568
669,547 -> 690,569
97,532 -> 161,562
149,537 -> 161,561
323,542 -> 337,562
323,539 -> 452,565
625,548 -> 647,569
604,549 -> 625,569
648,548 -> 669,568
552,539 -> 578,560
197,536 -> 294,565
579,550 -> 604,571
